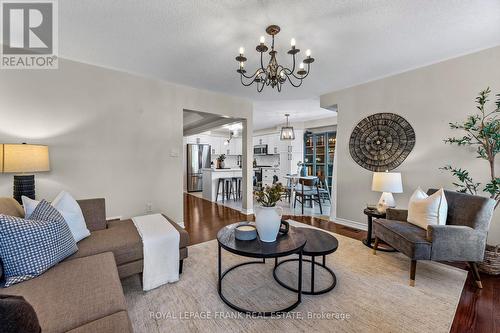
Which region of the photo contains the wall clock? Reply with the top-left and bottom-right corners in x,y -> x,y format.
349,113 -> 415,172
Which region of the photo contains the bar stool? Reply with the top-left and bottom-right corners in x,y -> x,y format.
232,177 -> 242,200
216,177 -> 234,203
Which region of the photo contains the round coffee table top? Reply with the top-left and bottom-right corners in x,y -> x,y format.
295,227 -> 338,256
217,222 -> 306,259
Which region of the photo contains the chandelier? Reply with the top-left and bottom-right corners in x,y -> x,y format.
235,25 -> 315,92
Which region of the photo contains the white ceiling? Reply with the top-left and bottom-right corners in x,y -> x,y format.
253,98 -> 335,130
60,0 -> 500,102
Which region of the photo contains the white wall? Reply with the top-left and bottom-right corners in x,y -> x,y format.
0,58 -> 252,224
321,46 -> 500,244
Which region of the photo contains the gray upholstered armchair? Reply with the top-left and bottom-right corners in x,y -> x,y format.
372,189 -> 496,288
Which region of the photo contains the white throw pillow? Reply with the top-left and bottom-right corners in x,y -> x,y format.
52,191 -> 91,242
21,195 -> 39,217
407,187 -> 448,230
22,191 -> 91,242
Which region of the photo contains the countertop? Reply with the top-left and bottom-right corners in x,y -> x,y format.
201,168 -> 242,172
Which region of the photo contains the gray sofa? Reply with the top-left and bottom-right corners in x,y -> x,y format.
372,189 -> 495,288
0,197 -> 189,333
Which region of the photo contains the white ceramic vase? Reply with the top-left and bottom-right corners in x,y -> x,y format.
255,206 -> 283,242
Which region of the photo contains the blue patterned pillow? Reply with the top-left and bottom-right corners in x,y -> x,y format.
0,200 -> 78,287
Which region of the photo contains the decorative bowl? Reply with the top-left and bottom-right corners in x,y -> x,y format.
235,223 -> 257,241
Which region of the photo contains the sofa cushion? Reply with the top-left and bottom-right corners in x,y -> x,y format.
67,220 -> 143,266
373,219 -> 432,260
0,200 -> 78,287
0,198 -> 24,218
65,311 -> 131,333
0,294 -> 41,333
0,252 -> 127,333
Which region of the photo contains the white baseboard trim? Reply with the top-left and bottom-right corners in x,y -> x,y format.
334,218 -> 367,231
241,208 -> 254,215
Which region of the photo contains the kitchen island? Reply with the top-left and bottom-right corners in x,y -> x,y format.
202,168 -> 243,202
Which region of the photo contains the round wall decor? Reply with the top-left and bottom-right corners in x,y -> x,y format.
349,113 -> 415,172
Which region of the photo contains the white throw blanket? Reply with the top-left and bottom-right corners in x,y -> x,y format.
132,214 -> 180,291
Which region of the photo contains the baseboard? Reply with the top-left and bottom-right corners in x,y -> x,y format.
334,218 -> 367,231
241,208 -> 254,215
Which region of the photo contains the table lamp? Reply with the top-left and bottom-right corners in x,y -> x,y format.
372,171 -> 403,213
2,143 -> 50,204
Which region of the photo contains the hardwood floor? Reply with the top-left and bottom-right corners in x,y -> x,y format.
183,193 -> 500,333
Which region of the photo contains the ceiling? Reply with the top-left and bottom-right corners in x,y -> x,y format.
60,1 -> 500,101
253,98 -> 335,130
183,109 -> 243,136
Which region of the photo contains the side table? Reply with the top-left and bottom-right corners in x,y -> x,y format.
362,208 -> 396,252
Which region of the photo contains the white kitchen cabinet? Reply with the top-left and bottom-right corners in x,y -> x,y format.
224,137 -> 242,155
234,137 -> 242,155
212,136 -> 224,155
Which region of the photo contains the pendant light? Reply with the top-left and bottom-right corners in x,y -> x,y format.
280,114 -> 295,140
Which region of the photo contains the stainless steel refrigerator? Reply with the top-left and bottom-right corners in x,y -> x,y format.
187,144 -> 211,192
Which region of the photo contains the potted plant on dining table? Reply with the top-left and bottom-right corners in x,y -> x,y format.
254,183 -> 285,242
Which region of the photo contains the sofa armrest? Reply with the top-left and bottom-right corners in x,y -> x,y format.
162,214 -> 190,248
427,225 -> 487,261
77,198 -> 106,231
386,208 -> 408,221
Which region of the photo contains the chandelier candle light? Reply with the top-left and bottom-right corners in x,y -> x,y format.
236,25 -> 315,92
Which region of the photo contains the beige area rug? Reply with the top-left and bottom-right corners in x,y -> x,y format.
122,221 -> 467,333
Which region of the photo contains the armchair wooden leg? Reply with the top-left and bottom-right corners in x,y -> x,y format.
372,237 -> 379,255
409,260 -> 417,287
468,262 -> 483,289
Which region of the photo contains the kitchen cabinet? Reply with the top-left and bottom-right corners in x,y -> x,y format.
225,137 -> 242,155
253,130 -> 304,184
185,134 -> 244,156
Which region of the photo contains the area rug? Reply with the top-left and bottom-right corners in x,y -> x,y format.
122,221 -> 467,333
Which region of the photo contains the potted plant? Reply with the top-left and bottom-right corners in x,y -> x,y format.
217,154 -> 226,169
254,183 -> 285,242
441,87 -> 499,274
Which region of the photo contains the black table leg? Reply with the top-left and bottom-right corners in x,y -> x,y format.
311,255 -> 315,294
218,243 -> 222,293
366,215 -> 373,243
218,248 -> 303,316
298,251 -> 303,303
273,255 -> 337,295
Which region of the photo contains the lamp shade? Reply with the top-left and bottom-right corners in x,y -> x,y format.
3,144 -> 50,173
372,172 -> 402,193
0,144 -> 3,172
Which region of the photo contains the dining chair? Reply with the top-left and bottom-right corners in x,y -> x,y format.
293,177 -> 323,214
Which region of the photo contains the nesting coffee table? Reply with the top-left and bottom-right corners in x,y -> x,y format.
217,223 -> 306,316
217,223 -> 339,315
273,227 -> 338,295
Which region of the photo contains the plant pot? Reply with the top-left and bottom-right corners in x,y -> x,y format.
255,206 -> 283,242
